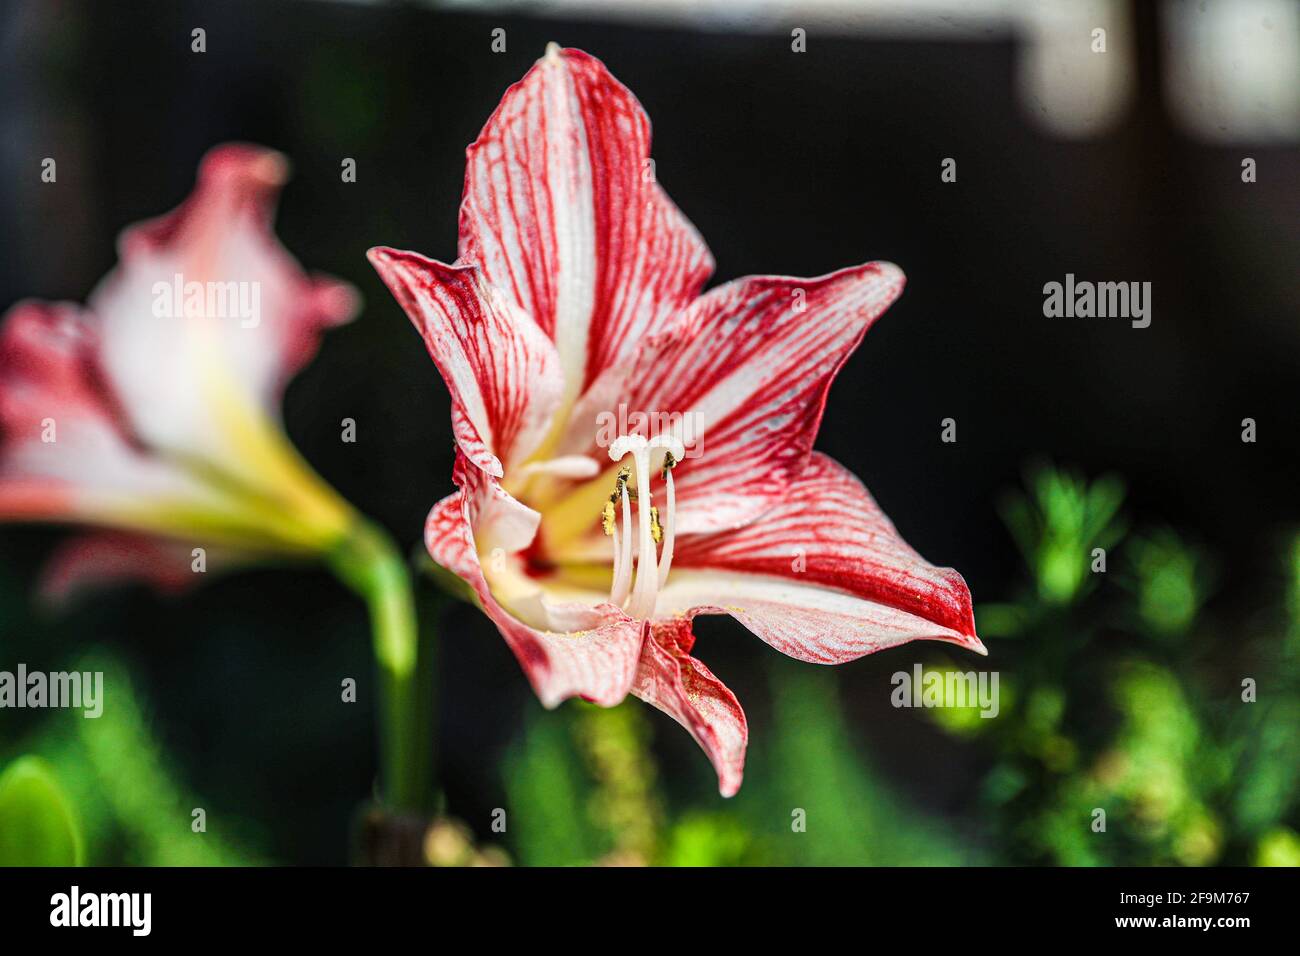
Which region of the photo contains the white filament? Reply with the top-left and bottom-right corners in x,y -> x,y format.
609,483 -> 634,606
625,444 -> 657,619
657,466 -> 675,590
606,433 -> 684,619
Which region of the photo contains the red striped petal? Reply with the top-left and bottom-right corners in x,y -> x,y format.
426,453 -> 645,707
559,262 -> 906,534
368,248 -> 563,477
459,45 -> 713,402
658,452 -> 983,661
633,617 -> 747,797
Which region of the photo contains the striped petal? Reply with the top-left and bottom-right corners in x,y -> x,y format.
557,263 -> 906,535
426,453 -> 645,707
367,248 -> 562,477
633,617 -> 747,797
657,453 -> 984,662
459,45 -> 713,405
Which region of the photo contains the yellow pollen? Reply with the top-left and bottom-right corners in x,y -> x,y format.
661,451 -> 677,479
600,465 -> 640,530
650,505 -> 662,544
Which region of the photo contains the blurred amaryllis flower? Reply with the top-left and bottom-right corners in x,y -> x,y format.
0,144 -> 362,593
0,144 -> 423,809
371,45 -> 984,796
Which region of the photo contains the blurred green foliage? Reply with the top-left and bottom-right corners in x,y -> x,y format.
961,461 -> 1298,866
1126,529 -> 1217,638
0,756 -> 83,866
999,461 -> 1126,607
1,657 -> 265,865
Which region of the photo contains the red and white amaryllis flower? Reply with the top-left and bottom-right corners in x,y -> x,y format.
0,144 -> 361,596
371,45 -> 984,796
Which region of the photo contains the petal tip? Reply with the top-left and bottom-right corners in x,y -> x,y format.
537,689 -> 565,710
876,259 -> 906,286
857,260 -> 906,301
314,276 -> 362,325
366,245 -> 397,269
200,142 -> 290,190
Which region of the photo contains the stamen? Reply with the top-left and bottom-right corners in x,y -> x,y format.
625,443 -> 657,620
657,457 -> 677,589
608,483 -> 633,605
609,525 -> 622,597
601,433 -> 684,620
614,465 -> 633,499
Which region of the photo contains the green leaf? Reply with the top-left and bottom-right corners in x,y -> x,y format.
0,756 -> 84,866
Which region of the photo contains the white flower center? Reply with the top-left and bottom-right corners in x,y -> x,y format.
603,433 -> 684,620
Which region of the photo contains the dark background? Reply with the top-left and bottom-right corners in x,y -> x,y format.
0,0 -> 1296,863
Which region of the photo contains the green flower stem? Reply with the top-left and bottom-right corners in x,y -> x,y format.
331,521 -> 428,813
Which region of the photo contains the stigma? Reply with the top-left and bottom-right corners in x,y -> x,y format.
601,433 -> 683,620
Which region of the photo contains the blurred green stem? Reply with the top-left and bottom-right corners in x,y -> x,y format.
331,520 -> 428,813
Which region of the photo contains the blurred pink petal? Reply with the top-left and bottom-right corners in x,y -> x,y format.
0,144 -> 360,594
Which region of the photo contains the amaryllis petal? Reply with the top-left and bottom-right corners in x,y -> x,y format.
659,452 -> 983,661
426,453 -> 645,707
1,144 -> 365,594
632,617 -> 747,797
0,301 -> 112,429
367,248 -> 563,477
675,452 -> 978,636
0,301 -> 231,527
459,44 -> 713,405
657,575 -> 980,665
558,262 -> 906,535
88,143 -> 358,469
38,532 -> 223,602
